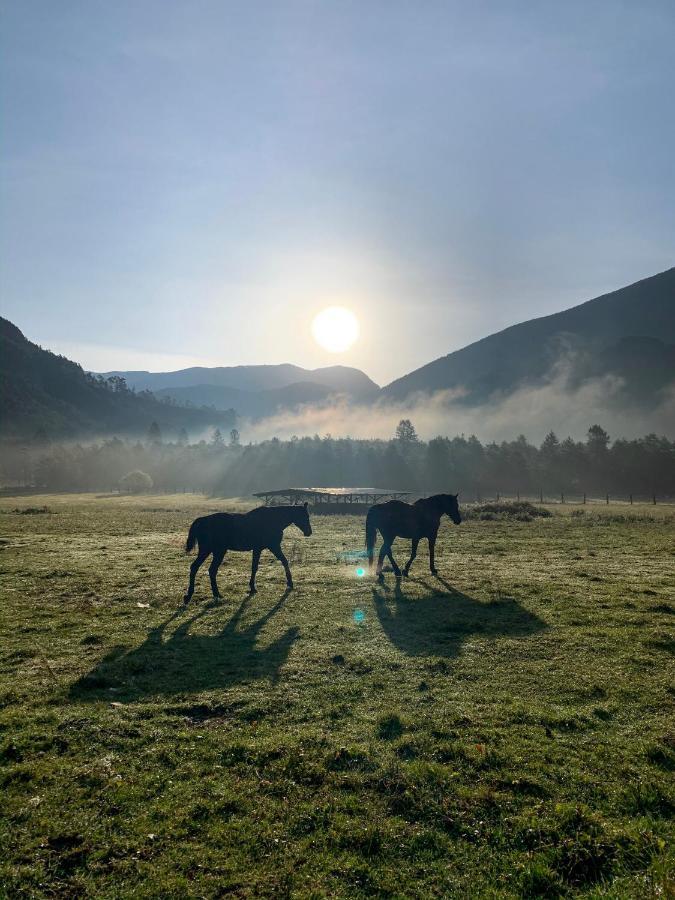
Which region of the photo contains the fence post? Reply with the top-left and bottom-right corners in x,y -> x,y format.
496,492 -> 500,502
630,494 -> 633,505
583,492 -> 586,505
539,489 -> 543,504
653,494 -> 657,505
606,494 -> 609,505
561,492 -> 564,504
517,490 -> 520,501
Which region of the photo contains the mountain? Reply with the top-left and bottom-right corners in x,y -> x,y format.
99,363 -> 378,396
152,381 -> 338,419
4,267 -> 673,441
98,363 -> 379,417
383,268 -> 675,404
0,318 -> 235,440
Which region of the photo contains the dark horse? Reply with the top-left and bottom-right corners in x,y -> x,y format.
366,494 -> 461,580
183,503 -> 312,602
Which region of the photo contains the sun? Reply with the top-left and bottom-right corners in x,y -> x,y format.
311,306 -> 360,353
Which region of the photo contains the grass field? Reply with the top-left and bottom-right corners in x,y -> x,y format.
1,493 -> 673,898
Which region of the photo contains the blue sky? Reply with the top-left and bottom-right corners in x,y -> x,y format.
2,1 -> 674,384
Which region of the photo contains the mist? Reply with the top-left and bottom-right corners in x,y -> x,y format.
239,374 -> 675,445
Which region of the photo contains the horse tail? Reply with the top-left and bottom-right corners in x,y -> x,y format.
366,508 -> 378,569
185,519 -> 200,554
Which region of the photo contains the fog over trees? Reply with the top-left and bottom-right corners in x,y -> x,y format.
2,422 -> 673,500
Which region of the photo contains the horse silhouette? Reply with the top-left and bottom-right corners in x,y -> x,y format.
184,503 -> 312,602
366,494 -> 461,580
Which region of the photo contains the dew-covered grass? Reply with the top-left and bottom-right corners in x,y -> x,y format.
1,493 -> 673,897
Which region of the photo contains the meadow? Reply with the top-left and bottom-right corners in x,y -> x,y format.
0,493 -> 673,898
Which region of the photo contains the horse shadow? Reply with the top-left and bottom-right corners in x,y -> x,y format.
372,575 -> 546,659
69,589 -> 297,701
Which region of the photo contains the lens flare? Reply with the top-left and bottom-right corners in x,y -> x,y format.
353,609 -> 365,624
355,566 -> 365,577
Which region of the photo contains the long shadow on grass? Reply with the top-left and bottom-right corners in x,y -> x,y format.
69,589 -> 297,700
373,576 -> 545,658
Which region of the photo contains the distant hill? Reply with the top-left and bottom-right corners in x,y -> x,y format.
152,381 -> 339,419
99,363 -> 379,417
0,318 -> 235,440
4,267 -> 673,442
383,268 -> 675,404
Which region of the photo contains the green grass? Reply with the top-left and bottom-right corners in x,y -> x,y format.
1,493 -> 673,898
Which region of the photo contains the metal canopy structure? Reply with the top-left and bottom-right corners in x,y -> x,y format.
253,487 -> 410,507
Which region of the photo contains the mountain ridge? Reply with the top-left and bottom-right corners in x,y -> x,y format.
383,267 -> 675,402
97,363 -> 380,420
0,318 -> 236,440
2,267 -> 674,438
98,363 -> 379,395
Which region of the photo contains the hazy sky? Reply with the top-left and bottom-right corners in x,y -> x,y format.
2,1 -> 674,385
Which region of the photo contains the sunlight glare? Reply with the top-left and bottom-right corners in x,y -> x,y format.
311,306 -> 359,353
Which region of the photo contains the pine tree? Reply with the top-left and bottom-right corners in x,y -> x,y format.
587,424 -> 610,453
395,419 -> 418,444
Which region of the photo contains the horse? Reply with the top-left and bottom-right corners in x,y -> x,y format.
366,493 -> 461,580
183,503 -> 312,602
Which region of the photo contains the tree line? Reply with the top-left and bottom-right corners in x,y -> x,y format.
2,420 -> 673,499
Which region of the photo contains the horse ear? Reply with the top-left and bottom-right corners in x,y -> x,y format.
303,501 -> 308,509
454,493 -> 459,500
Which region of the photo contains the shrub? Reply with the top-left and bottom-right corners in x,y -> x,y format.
464,501 -> 552,522
119,470 -> 153,494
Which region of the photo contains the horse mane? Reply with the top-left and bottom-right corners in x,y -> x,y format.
415,493 -> 449,509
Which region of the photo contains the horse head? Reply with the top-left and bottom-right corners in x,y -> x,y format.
292,501 -> 313,536
443,493 -> 462,525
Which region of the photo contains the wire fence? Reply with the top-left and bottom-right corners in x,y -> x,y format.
465,492 -> 673,506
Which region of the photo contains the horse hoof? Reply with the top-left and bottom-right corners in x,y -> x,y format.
402,569 -> 409,578
286,583 -> 294,591
182,595 -> 191,604
431,569 -> 439,576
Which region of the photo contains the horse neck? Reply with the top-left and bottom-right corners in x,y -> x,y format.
276,506 -> 299,528
417,496 -> 445,519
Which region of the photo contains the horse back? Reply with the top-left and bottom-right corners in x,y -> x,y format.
371,499 -> 439,538
198,508 -> 288,551
191,512 -> 248,550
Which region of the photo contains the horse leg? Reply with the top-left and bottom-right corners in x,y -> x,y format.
385,539 -> 402,579
270,543 -> 293,589
184,548 -> 209,603
249,549 -> 261,593
376,544 -> 387,579
403,539 -> 419,577
429,535 -> 438,575
208,549 -> 226,600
